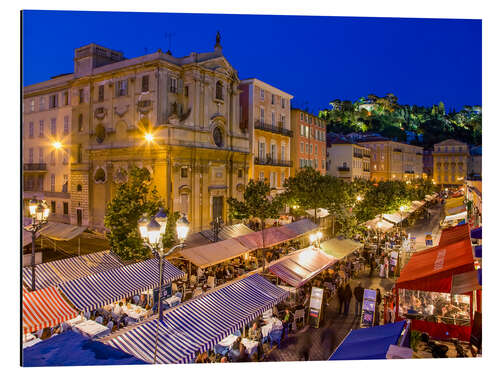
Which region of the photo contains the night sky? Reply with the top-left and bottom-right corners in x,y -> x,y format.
22,10 -> 481,114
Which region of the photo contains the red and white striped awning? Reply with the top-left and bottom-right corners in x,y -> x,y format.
23,286 -> 78,334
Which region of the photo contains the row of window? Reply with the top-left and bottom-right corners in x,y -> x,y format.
179,167 -> 244,179
299,124 -> 326,141
258,142 -> 288,161
27,147 -> 68,165
27,117 -> 70,138
259,108 -> 287,127
299,112 -> 326,128
26,91 -> 70,113
436,146 -> 465,153
259,88 -> 288,109
258,171 -> 286,188
300,142 -> 324,156
24,174 -> 68,193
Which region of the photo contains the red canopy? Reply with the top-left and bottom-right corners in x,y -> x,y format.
23,286 -> 78,334
438,224 -> 470,246
396,239 -> 474,293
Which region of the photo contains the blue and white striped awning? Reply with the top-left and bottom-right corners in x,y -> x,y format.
59,258 -> 184,312
106,274 -> 289,364
23,251 -> 124,291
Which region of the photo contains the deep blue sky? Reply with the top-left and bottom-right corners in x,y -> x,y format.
23,11 -> 481,114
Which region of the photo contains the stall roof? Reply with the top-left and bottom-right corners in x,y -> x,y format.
23,331 -> 146,367
59,258 -> 184,312
439,224 -> 470,246
235,225 -> 298,250
446,205 -> 467,216
306,208 -> 331,219
445,197 -> 465,210
382,212 -> 408,225
363,217 -> 394,232
39,222 -> 88,241
268,247 -> 335,287
443,211 -> 468,224
179,238 -> 250,269
23,286 -> 78,334
105,274 -> 289,364
451,271 -> 482,295
22,250 -> 124,291
284,219 -> 318,236
320,238 -> 363,259
329,321 -> 406,360
199,223 -> 254,242
396,239 -> 475,292
470,227 -> 482,239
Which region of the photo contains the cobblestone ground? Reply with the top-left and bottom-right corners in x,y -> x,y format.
265,268 -> 395,362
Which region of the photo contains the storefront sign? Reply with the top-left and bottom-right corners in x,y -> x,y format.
153,283 -> 172,305
360,289 -> 377,328
309,287 -> 324,328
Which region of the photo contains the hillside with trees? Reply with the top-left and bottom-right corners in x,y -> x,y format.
318,94 -> 481,147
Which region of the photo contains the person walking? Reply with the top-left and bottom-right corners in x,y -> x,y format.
354,283 -> 364,317
343,283 -> 352,316
369,255 -> 375,278
337,284 -> 345,315
375,288 -> 382,325
297,327 -> 313,361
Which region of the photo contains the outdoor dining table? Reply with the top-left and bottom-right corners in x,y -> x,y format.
122,304 -> 148,321
215,335 -> 259,357
163,295 -> 181,308
72,319 -> 110,339
261,317 -> 283,337
66,314 -> 86,327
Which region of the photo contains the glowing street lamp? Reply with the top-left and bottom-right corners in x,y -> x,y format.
356,195 -> 363,202
52,141 -> 62,149
144,133 -> 154,142
24,198 -> 50,290
138,210 -> 190,322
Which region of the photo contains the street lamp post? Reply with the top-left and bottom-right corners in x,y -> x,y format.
138,210 -> 190,322
24,198 -> 50,291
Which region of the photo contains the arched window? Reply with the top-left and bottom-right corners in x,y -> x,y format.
94,167 -> 106,183
215,81 -> 223,101
76,184 -> 82,192
213,127 -> 224,148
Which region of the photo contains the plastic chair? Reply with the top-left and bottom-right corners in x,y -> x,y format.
95,316 -> 104,325
133,295 -> 140,305
84,311 -> 91,320
107,321 -> 114,330
233,329 -> 242,337
269,329 -> 282,348
175,291 -> 182,299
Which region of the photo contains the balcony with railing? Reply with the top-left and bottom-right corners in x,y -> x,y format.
338,166 -> 350,172
254,156 -> 292,167
353,152 -> 363,159
23,163 -> 47,172
254,120 -> 293,137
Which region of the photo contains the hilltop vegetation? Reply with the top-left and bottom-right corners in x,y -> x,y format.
318,94 -> 481,147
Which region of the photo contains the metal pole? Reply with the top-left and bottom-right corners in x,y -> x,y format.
78,237 -> 81,256
158,254 -> 164,322
31,229 -> 36,291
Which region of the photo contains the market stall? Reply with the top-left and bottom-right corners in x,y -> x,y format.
23,331 -> 146,367
104,274 -> 289,364
319,237 -> 363,259
329,321 -> 409,360
363,216 -> 394,232
395,238 -> 475,340
59,258 -> 184,312
199,223 -> 254,242
23,286 -> 78,334
22,250 -> 124,291
442,211 -> 468,226
438,223 -> 470,246
268,246 -> 335,288
179,238 -> 250,269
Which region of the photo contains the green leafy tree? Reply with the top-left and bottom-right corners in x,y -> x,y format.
227,179 -> 284,269
104,167 -> 177,261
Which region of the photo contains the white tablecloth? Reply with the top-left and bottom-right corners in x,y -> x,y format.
261,318 -> 283,337
164,295 -> 181,307
23,333 -> 36,343
73,320 -> 110,339
23,337 -> 42,349
218,334 -> 239,348
66,315 -> 86,327
241,338 -> 259,356
122,304 -> 148,321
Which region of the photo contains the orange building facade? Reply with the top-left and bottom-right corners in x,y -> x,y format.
290,109 -> 327,175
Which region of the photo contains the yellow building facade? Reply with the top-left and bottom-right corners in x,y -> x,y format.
239,79 -> 293,191
24,40 -> 251,233
432,139 -> 469,186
